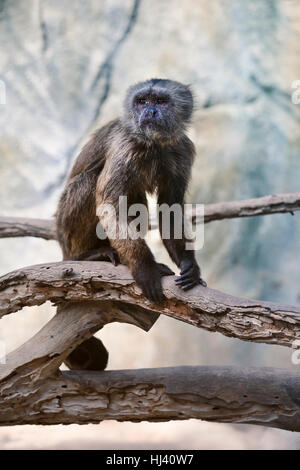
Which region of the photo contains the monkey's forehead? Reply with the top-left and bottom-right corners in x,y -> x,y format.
127,79 -> 189,97
130,84 -> 169,96
132,86 -> 170,98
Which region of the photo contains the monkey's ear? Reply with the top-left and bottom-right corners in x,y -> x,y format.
185,84 -> 203,113
185,83 -> 194,95
186,83 -> 194,102
177,84 -> 194,121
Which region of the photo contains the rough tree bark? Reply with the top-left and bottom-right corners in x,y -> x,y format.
0,194 -> 299,431
0,260 -> 299,430
0,261 -> 299,347
1,366 -> 300,430
0,217 -> 56,240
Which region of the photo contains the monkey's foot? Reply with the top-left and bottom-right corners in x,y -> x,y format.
157,263 -> 175,277
74,247 -> 120,266
133,263 -> 172,303
175,259 -> 207,290
133,263 -> 165,303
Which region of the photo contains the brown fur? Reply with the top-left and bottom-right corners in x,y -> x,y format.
56,79 -> 204,370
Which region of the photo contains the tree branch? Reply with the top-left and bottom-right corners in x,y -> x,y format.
1,366 -> 300,431
0,216 -> 56,240
1,192 -> 299,431
1,192 -> 299,240
199,192 -> 300,223
1,261 -> 299,347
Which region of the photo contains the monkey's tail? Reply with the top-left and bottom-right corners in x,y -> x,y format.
57,303 -> 109,371
65,336 -> 109,371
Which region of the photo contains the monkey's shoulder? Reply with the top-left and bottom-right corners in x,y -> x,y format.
92,118 -> 122,143
174,134 -> 196,159
68,119 -> 122,181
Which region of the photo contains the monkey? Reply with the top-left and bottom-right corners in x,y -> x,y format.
56,78 -> 206,371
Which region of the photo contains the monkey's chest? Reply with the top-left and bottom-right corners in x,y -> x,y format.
139,164 -> 158,194
136,157 -> 173,194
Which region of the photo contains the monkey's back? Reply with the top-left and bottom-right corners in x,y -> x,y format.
56,120 -> 120,259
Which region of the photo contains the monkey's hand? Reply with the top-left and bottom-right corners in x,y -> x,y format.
133,262 -> 164,303
175,258 -> 207,290
74,247 -> 120,266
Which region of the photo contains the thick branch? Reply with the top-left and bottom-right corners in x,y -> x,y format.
0,366 -> 300,431
1,192 -> 299,240
0,261 -> 299,347
0,298 -> 159,383
1,195 -> 299,431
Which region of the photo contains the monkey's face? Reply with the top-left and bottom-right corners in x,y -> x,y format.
124,79 -> 193,142
135,93 -> 170,133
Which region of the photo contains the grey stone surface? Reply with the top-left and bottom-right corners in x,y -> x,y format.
0,0 -> 300,448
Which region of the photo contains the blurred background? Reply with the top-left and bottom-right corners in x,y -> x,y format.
0,0 -> 300,449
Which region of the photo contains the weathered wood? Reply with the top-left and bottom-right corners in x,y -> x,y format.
0,217 -> 56,240
0,261 -> 299,347
1,366 -> 300,431
0,192 -> 299,240
0,193 -> 299,431
0,299 -> 159,383
201,192 -> 300,223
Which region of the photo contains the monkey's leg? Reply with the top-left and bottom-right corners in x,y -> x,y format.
73,246 -> 120,266
97,189 -> 165,302
157,185 -> 207,290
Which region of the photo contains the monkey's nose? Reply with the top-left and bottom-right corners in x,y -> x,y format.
146,106 -> 157,118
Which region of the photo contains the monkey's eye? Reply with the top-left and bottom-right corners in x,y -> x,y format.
156,97 -> 168,104
136,98 -> 147,105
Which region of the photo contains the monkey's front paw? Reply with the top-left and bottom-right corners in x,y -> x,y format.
175,259 -> 207,290
133,264 -> 164,303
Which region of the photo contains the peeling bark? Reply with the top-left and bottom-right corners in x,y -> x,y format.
0,193 -> 300,430
1,366 -> 300,432
0,261 -> 299,348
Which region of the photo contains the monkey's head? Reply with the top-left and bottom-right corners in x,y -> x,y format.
123,79 -> 193,143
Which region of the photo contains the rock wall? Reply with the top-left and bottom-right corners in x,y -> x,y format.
0,0 -> 300,449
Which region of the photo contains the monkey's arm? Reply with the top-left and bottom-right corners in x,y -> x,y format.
96,166 -> 165,302
157,179 -> 206,290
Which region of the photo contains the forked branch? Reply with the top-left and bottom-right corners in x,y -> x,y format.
0,192 -> 299,431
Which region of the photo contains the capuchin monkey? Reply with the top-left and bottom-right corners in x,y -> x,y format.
56,78 -> 206,371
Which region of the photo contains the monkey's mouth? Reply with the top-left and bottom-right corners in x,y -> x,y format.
140,119 -> 162,130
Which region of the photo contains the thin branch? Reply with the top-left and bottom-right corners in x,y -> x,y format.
1,366 -> 300,431
0,261 -> 299,347
0,192 -> 299,240
201,192 -> 300,223
0,217 -> 56,240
